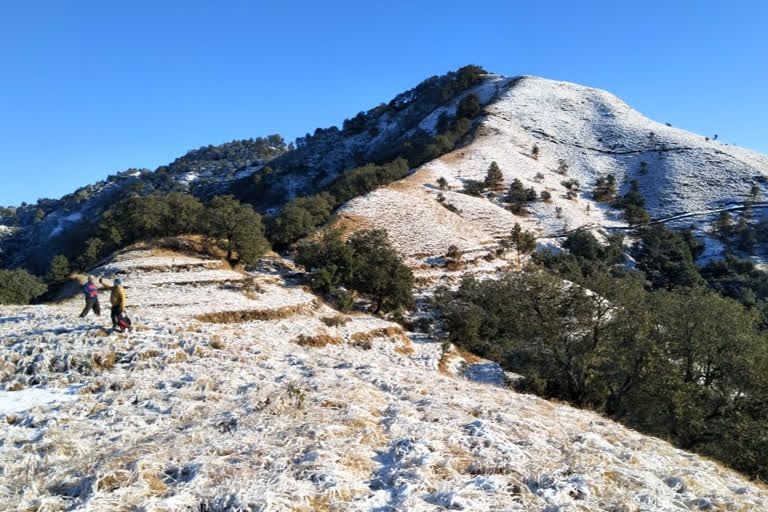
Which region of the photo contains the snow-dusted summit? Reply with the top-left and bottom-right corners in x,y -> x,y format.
340,75 -> 768,262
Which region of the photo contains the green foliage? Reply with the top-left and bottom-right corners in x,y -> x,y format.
439,65 -> 486,102
47,254 -> 70,283
435,268 -> 768,480
437,177 -> 449,190
592,174 -> 617,202
484,161 -> 503,190
633,225 -> 704,289
505,223 -> 537,264
266,192 -> 335,247
540,190 -> 551,201
331,158 -> 410,205
613,180 -> 650,227
296,229 -> 414,313
0,268 -> 47,304
531,144 -> 540,159
456,93 -> 481,119
462,180 -> 486,196
505,179 -> 536,214
203,195 -> 269,264
534,230 -> 625,282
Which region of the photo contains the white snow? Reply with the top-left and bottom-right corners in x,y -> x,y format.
340,75 -> 768,274
1,245 -> 766,511
0,387 -> 78,415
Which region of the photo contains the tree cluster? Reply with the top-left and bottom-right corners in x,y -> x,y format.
0,268 -> 47,305
72,193 -> 269,270
296,229 -> 414,313
435,253 -> 768,480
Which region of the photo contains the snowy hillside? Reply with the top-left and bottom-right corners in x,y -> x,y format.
2,246 -> 767,511
340,76 -> 768,264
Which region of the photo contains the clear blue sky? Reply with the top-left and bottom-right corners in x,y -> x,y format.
1,1 -> 766,206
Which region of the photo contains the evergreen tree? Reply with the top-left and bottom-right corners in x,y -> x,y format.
47,254 -> 70,283
508,223 -> 537,264
506,178 -> 531,214
437,177 -> 449,190
0,269 -> 47,304
484,161 -> 503,190
714,210 -> 733,243
456,93 -> 481,119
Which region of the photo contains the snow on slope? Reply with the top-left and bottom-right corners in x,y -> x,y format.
340,76 -> 768,264
1,247 -> 767,511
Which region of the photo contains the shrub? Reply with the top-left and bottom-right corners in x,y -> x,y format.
506,179 -> 536,214
561,179 -> 580,191
462,180 -> 486,196
437,177 -> 449,190
0,269 -> 47,304
592,175 -> 617,202
533,172 -> 545,183
531,144 -> 540,159
557,159 -> 568,175
540,190 -> 551,202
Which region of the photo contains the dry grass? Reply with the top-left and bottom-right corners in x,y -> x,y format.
138,349 -> 161,360
209,335 -> 225,350
6,381 -> 24,391
394,343 -> 415,356
293,334 -> 343,348
438,351 -> 453,376
349,326 -> 406,344
93,351 -> 116,371
195,301 -> 319,324
320,315 -> 349,327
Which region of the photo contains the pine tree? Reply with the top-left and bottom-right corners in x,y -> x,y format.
508,223 -> 537,264
47,254 -> 70,283
531,144 -> 540,160
484,161 -> 504,191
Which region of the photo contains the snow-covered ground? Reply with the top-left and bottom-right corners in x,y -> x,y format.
1,246 -> 766,511
340,75 -> 768,269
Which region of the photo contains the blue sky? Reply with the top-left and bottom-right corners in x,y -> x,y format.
1,1 -> 766,206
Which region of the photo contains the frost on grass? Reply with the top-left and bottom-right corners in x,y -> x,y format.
1,247 -> 767,511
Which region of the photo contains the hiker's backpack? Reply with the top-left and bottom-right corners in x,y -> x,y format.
117,311 -> 132,330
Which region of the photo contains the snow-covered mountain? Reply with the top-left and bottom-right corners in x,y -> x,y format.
2,245 -> 766,511
339,75 -> 768,265
4,71 -> 768,273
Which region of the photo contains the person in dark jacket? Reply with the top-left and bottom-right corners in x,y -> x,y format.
99,277 -> 127,331
79,275 -> 101,317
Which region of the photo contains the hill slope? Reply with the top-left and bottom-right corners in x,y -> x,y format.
340,75 -> 768,264
1,246 -> 767,510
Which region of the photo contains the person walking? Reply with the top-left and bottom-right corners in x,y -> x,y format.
79,275 -> 101,318
100,277 -> 127,332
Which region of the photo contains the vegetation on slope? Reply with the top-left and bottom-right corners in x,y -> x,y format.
296,229 -> 414,313
435,226 -> 768,481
